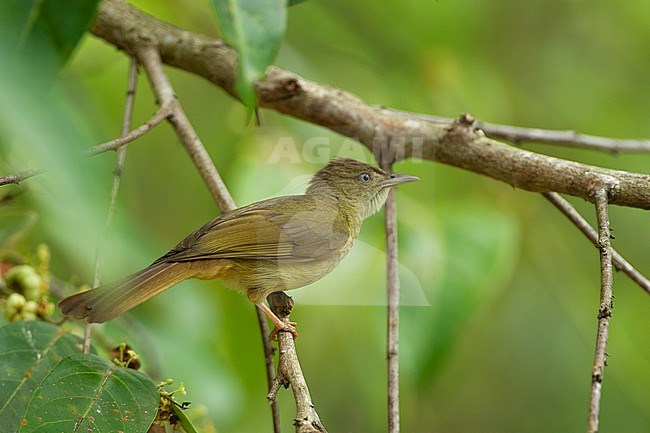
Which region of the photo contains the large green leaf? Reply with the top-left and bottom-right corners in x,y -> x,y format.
211,0 -> 287,113
0,321 -> 86,432
19,353 -> 158,433
1,0 -> 100,73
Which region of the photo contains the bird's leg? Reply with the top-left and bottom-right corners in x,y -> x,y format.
256,302 -> 297,339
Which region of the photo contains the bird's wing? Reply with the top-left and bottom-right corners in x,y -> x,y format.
156,196 -> 351,263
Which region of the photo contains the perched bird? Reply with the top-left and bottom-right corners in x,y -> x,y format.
59,158 -> 418,335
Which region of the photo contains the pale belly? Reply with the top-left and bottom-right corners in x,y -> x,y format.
216,251 -> 352,303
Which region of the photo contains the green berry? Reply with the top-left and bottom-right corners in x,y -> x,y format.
4,265 -> 44,300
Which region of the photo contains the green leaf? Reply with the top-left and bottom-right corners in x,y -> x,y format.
211,0 -> 288,114
288,0 -> 307,5
0,321 -> 86,432
1,0 -> 100,73
20,353 -> 159,433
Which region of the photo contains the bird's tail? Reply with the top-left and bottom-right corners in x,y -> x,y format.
58,261 -> 196,323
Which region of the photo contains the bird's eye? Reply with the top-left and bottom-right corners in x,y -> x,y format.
359,173 -> 371,182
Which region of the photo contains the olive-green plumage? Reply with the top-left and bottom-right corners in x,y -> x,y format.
58,158 -> 418,332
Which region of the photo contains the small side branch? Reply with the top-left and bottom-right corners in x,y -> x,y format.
396,111 -> 650,153
256,305 -> 281,433
0,168 -> 44,187
587,188 -> 615,433
542,192 -> 650,295
267,292 -> 327,433
89,103 -> 172,155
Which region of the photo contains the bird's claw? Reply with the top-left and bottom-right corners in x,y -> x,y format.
269,321 -> 297,340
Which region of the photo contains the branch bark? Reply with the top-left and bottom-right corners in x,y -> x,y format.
90,0 -> 650,210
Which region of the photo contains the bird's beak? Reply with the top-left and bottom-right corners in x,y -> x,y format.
380,173 -> 420,187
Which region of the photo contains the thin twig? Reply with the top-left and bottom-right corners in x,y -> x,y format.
267,292 -> 328,433
390,110 -> 650,153
89,104 -> 172,155
82,324 -> 92,354
85,56 -> 140,353
0,168 -> 44,187
381,162 -> 400,433
256,305 -> 281,433
587,188 -> 615,433
94,56 -> 139,287
0,102 -> 168,189
135,45 -> 283,430
542,192 -> 650,295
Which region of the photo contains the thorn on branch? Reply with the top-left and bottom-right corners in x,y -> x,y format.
457,112 -> 476,126
444,113 -> 484,145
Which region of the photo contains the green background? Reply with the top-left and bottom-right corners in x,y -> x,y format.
1,0 -> 649,432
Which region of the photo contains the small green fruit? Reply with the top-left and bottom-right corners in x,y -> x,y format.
5,265 -> 44,300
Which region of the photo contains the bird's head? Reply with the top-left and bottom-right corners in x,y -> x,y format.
306,158 -> 419,219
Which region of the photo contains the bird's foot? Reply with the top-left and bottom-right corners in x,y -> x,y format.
269,321 -> 297,340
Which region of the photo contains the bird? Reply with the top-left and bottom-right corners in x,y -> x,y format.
58,158 -> 419,336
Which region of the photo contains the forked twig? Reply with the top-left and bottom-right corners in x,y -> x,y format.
587,188 -> 615,433
89,104 -> 172,155
542,192 -> 650,295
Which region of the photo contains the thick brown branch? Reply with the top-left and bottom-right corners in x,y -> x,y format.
90,0 -> 650,210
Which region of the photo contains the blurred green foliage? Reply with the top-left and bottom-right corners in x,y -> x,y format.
1,0 -> 649,432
